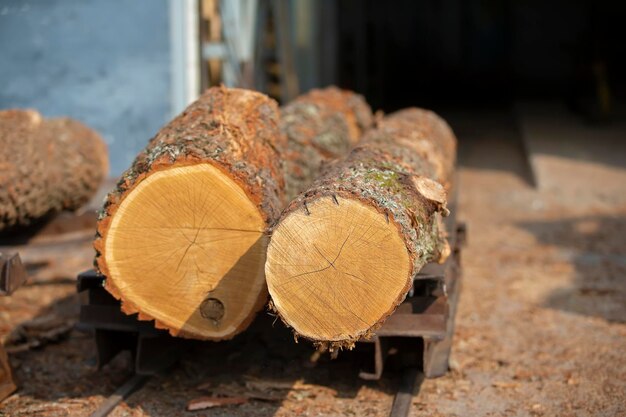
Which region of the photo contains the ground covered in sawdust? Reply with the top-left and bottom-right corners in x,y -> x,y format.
1,114 -> 625,416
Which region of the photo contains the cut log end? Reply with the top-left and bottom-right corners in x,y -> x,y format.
100,163 -> 268,340
265,196 -> 411,344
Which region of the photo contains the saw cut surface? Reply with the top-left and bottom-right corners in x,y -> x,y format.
266,196 -> 410,341
105,163 -> 267,339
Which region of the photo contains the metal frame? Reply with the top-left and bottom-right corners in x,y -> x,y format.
77,221 -> 464,382
77,271 -> 192,375
77,212 -> 464,417
0,253 -> 27,296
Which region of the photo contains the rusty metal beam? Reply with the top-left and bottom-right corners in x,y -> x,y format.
77,270 -> 189,375
0,253 -> 27,296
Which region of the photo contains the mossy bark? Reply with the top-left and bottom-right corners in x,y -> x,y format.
273,107 -> 457,349
0,109 -> 108,232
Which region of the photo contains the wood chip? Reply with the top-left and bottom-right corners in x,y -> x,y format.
4,314 -> 75,353
186,396 -> 248,411
491,381 -> 519,389
243,377 -> 337,396
199,382 -> 283,402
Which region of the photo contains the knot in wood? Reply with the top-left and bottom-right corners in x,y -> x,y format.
200,297 -> 225,322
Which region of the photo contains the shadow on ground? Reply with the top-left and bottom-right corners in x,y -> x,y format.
1,287 -> 135,416
125,313 -> 399,416
2,286 -> 400,416
518,214 -> 626,323
515,101 -> 626,172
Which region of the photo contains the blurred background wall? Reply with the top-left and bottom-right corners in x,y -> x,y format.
1,0 -> 624,175
0,0 -> 170,175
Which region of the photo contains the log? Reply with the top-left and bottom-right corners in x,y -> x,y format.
281,87 -> 373,200
95,87 -> 283,341
95,86 -> 372,340
0,110 -> 108,232
265,108 -> 457,349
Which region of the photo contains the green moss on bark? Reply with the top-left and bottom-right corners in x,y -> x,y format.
275,107 -> 458,347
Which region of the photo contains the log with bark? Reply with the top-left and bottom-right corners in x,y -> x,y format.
0,110 -> 108,232
265,108 -> 457,350
94,86 -> 372,340
281,87 -> 373,200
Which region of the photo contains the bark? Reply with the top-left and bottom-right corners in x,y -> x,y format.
95,86 -> 285,232
0,110 -> 108,232
96,86 -> 372,237
269,107 -> 457,348
281,86 -> 373,200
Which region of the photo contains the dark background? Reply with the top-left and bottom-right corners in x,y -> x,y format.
333,0 -> 626,114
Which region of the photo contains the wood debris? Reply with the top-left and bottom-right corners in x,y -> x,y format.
186,395 -> 248,411
4,314 -> 75,353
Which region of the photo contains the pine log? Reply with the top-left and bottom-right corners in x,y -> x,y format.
0,110 -> 108,232
281,87 -> 373,200
95,86 -> 372,340
265,108 -> 457,349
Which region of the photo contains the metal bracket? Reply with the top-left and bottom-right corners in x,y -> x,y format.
77,271 -> 189,375
0,252 -> 27,401
0,252 -> 27,296
357,204 -> 465,380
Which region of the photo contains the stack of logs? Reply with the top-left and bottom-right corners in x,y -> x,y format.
0,110 -> 108,232
94,86 -> 373,340
0,86 -> 456,349
94,85 -> 457,348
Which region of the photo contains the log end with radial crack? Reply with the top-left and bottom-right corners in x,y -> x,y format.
95,87 -> 281,340
266,107 -> 457,347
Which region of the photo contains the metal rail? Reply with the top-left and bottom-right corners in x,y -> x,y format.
389,368 -> 425,417
88,374 -> 149,417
